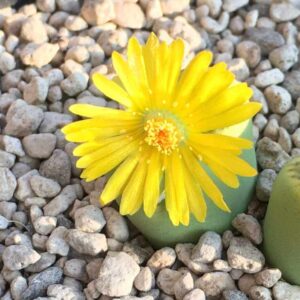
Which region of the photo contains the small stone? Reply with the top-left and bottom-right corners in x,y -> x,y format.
236,41 -> 261,68
96,251 -> 140,297
66,46 -> 90,63
278,127 -> 292,153
238,274 -> 256,295
3,245 -> 40,271
30,175 -> 61,198
157,268 -> 181,295
223,290 -> 248,300
0,150 -> 15,168
0,167 -> 16,201
280,110 -> 300,134
4,100 -> 44,137
147,247 -> 176,273
0,215 -> 8,229
103,207 -> 129,242
25,252 -> 56,273
0,52 -> 16,74
66,229 -> 107,255
183,289 -> 205,300
245,28 -> 285,55
273,281 -> 300,299
255,268 -> 282,288
250,286 -> 272,300
269,45 -> 299,72
191,231 -> 222,263
270,3 -> 300,22
21,267 -> 63,300
21,17 -> 48,43
14,169 -> 39,201
65,15 -> 88,31
255,69 -> 284,88
61,72 -> 89,96
160,0 -> 190,14
33,216 -> 57,235
86,258 -> 103,281
56,0 -> 80,13
256,169 -> 277,202
232,213 -> 263,245
213,259 -> 232,272
227,237 -> 265,274
223,0 -> 249,12
256,137 -> 290,172
283,71 -> 300,99
36,0 -> 55,12
227,58 -> 249,81
39,112 -> 73,133
81,0 -> 115,25
0,202 -> 16,220
47,226 -> 70,256
174,272 -> 194,300
74,205 -> 106,233
114,2 -> 145,29
39,149 -> 71,186
63,259 -> 87,281
10,276 -> 27,300
43,185 -> 77,216
264,85 -> 292,115
0,135 -> 25,157
292,128 -> 300,148
23,77 -> 49,104
134,267 -> 154,292
195,272 -> 236,297
20,43 -> 59,68
47,284 -> 85,299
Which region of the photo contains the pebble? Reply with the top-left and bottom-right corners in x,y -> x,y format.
10,276 -> 27,300
270,3 -> 300,22
269,44 -> 299,71
66,229 -> 107,255
0,52 -> 16,74
250,285 -> 272,300
236,41 -> 261,68
283,71 -> 300,99
46,226 -> 69,256
3,245 -> 41,271
39,112 -> 73,133
0,150 -> 15,168
61,72 -> 89,96
195,272 -> 236,297
255,69 -> 284,88
278,127 -> 292,153
25,252 -> 56,273
43,185 -> 77,216
30,175 -> 61,198
36,0 -> 55,13
227,58 -> 250,81
0,135 -> 25,157
256,169 -> 277,202
245,28 -> 285,55
134,267 -> 154,292
14,169 -> 39,201
47,284 -> 85,299
183,288 -> 205,300
292,128 -> 300,147
157,268 -> 181,295
65,15 -> 88,31
232,213 -> 263,245
227,238 -> 265,274
223,290 -> 248,300
74,205 -> 106,233
223,0 -> 249,12
264,85 -> 292,115
174,272 -> 194,300
23,77 -> 49,104
160,0 -> 190,14
0,215 -> 9,229
147,247 -> 176,273
81,0 -> 115,26
0,202 -> 16,220
102,207 -> 129,242
39,149 -> 71,186
21,16 -> 48,43
273,281 -> 300,300
0,167 -> 16,201
21,267 -> 63,300
280,110 -> 299,134
191,231 -> 222,263
63,258 -> 87,281
20,42 -> 59,68
255,268 -> 282,288
4,100 -> 44,137
33,216 -> 57,235
96,251 -> 140,297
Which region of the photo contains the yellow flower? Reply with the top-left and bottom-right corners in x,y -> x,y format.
62,33 -> 261,226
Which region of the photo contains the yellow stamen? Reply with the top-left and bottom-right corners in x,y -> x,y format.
144,118 -> 180,155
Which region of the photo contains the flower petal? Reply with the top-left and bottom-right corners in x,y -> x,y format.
92,73 -> 132,107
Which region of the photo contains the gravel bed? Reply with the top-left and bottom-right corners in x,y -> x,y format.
0,0 -> 300,299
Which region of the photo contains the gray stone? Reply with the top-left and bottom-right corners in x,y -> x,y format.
134,267 -> 154,292
270,3 -> 300,22
265,85 -> 292,115
23,77 -> 49,104
30,175 -> 61,198
250,285 -> 272,300
147,248 -> 176,273
14,169 -> 39,201
39,112 -> 73,133
23,133 -> 56,159
255,69 -> 284,88
47,284 -> 85,300
61,72 -> 89,96
33,216 -> 57,235
47,226 -> 70,256
255,268 -> 281,288
0,135 -> 25,157
66,229 -> 107,255
223,0 -> 249,12
10,276 -> 27,300
21,17 -> 48,43
283,71 -> 300,99
174,272 -> 194,300
96,251 -> 140,297
0,167 -> 16,201
223,290 -> 248,300
0,215 -> 8,229
0,150 -> 16,168
156,268 -> 181,296
25,252 -> 56,273
3,245 -> 41,271
269,45 -> 298,72
63,259 -> 88,281
256,169 -> 277,202
183,289 -> 205,300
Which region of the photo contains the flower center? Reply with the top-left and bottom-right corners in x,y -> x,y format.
144,118 -> 181,155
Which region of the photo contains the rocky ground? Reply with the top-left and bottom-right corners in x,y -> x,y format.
0,0 -> 300,299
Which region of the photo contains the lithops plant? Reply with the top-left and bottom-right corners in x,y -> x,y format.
264,156 -> 300,285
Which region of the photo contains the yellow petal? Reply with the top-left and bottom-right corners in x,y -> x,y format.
80,139 -> 139,181
143,151 -> 162,218
182,146 -> 230,212
101,154 -> 139,205
174,50 -> 213,105
189,133 -> 253,151
182,164 -> 207,222
73,142 -> 102,156
196,102 -> 262,132
92,73 -> 132,107
120,159 -> 147,215
190,83 -> 253,122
